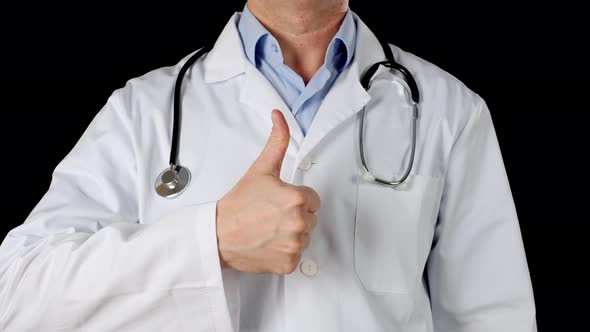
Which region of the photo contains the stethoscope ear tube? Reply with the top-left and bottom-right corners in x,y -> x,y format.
385,62 -> 420,104
374,38 -> 420,104
361,61 -> 420,105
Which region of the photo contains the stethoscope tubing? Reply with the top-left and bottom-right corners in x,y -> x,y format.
359,103 -> 418,187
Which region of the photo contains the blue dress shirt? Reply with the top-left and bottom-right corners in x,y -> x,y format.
237,4 -> 357,135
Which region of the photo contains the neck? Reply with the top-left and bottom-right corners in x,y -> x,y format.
247,0 -> 348,84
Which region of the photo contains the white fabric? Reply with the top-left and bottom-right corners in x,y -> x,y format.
0,11 -> 536,332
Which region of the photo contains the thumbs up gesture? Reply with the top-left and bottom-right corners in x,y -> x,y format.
216,110 -> 321,274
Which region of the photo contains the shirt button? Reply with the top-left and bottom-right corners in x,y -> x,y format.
271,43 -> 278,52
300,259 -> 318,277
298,158 -> 312,171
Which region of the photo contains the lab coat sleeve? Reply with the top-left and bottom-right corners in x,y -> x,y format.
0,90 -> 234,331
426,99 -> 537,331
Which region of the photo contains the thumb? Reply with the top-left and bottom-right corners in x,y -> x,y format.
248,109 -> 290,177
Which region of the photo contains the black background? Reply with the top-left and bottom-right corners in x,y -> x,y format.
1,1 -> 587,330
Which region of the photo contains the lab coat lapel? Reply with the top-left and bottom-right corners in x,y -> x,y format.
202,13 -> 245,83
202,12 -> 304,148
239,63 -> 305,148
296,61 -> 370,161
201,11 -> 389,156
295,13 -> 387,161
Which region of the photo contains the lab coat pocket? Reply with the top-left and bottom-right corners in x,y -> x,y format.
354,174 -> 442,294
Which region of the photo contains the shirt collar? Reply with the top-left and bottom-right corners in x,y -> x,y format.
237,3 -> 270,66
237,3 -> 357,72
327,8 -> 356,72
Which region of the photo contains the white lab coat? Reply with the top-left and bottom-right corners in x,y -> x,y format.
0,11 -> 536,332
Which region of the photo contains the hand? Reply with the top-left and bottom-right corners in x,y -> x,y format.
216,109 -> 321,274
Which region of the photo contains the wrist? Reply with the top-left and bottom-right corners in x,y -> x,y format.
215,199 -> 231,269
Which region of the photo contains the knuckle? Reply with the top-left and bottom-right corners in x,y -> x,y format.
283,261 -> 299,274
272,266 -> 285,274
290,218 -> 308,233
289,253 -> 301,263
301,234 -> 311,248
276,253 -> 301,274
289,189 -> 308,207
274,261 -> 298,275
304,185 -> 320,201
286,264 -> 298,274
308,186 -> 320,198
268,132 -> 288,145
285,240 -> 303,254
308,214 -> 318,229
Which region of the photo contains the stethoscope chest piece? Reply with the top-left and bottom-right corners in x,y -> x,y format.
155,165 -> 191,198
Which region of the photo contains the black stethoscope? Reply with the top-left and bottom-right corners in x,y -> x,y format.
155,38 -> 420,198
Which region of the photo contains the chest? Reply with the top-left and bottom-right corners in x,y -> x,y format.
134,74 -> 448,297
137,72 -> 448,223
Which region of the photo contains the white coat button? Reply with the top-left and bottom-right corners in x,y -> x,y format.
271,43 -> 279,52
300,259 -> 318,277
298,158 -> 312,171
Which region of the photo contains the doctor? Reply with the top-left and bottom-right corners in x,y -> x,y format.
0,0 -> 536,331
